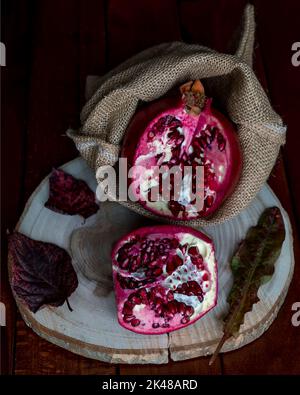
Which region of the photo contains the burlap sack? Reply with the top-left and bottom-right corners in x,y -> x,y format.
68,4 -> 286,226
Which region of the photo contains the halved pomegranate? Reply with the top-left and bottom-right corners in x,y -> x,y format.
111,225 -> 217,334
122,80 -> 242,220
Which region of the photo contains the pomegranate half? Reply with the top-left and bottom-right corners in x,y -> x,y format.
122,80 -> 242,220
112,225 -> 217,334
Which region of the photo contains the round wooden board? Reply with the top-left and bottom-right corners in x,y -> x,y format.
9,157 -> 294,364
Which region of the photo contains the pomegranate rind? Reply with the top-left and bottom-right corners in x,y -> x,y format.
112,225 -> 218,335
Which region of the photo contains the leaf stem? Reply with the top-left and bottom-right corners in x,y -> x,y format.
209,332 -> 229,365
66,298 -> 73,312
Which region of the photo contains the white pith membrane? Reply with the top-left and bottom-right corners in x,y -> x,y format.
130,99 -> 230,219
112,229 -> 217,334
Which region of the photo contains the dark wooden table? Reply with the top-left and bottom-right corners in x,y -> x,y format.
2,0 -> 300,375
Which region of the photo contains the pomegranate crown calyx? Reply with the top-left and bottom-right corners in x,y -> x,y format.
180,80 -> 206,116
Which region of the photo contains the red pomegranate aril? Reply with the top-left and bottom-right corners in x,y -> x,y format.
165,311 -> 175,320
185,306 -> 194,317
112,225 -> 217,334
181,283 -> 188,291
122,303 -> 133,316
181,316 -> 190,324
167,257 -> 183,275
131,318 -> 141,327
169,238 -> 178,248
156,306 -> 163,316
166,301 -> 177,315
152,267 -> 163,277
173,255 -> 183,266
129,295 -> 142,305
188,246 -> 199,257
167,291 -> 174,301
168,200 -> 184,218
178,302 -> 186,315
123,315 -> 135,323
191,255 -> 203,268
205,195 -> 214,208
148,130 -> 155,139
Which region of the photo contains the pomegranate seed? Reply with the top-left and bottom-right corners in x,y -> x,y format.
191,255 -> 203,268
136,289 -> 148,302
178,302 -> 186,314
173,254 -> 183,266
131,318 -> 141,327
188,246 -> 199,257
167,301 -> 177,315
217,132 -> 224,143
123,315 -> 135,323
192,140 -> 203,156
210,127 -> 216,140
155,305 -> 163,315
152,267 -> 163,277
204,126 -> 212,136
136,256 -> 141,265
149,260 -> 157,268
165,311 -> 174,319
199,136 -> 207,148
158,244 -> 165,253
162,323 -> 170,328
122,303 -> 133,315
181,283 -> 188,291
185,306 -> 194,317
170,238 -> 179,249
205,195 -> 214,208
142,252 -> 149,263
154,297 -> 162,307
181,316 -> 190,324
152,323 -> 160,328
148,130 -> 155,139
190,281 -> 201,293
166,261 -> 175,274
167,291 -> 174,301
129,295 -> 142,305
168,200 -> 184,217
218,141 -> 226,151
202,272 -> 209,281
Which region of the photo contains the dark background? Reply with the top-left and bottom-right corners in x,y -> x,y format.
1,0 -> 300,375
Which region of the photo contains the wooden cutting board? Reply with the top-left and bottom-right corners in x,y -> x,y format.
8,157 -> 294,364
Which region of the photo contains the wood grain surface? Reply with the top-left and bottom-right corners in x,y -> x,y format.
2,0 -> 300,375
